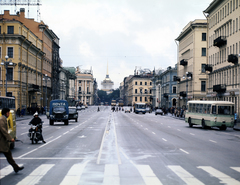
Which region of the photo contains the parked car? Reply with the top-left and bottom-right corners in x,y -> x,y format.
76,106 -> 81,111
125,107 -> 131,113
68,107 -> 78,122
146,107 -> 151,113
155,109 -> 163,115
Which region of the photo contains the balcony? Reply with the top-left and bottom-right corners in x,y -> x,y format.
180,59 -> 188,66
228,54 -> 238,65
213,84 -> 226,93
180,91 -> 186,97
163,93 -> 168,98
28,84 -> 39,92
213,36 -> 227,48
173,76 -> 180,82
205,64 -> 213,72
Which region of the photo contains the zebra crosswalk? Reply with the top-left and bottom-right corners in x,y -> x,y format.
1,163 -> 240,185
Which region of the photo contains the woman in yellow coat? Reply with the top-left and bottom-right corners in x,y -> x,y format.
0,108 -> 24,173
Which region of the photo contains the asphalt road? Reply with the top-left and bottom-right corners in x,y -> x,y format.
1,106 -> 240,185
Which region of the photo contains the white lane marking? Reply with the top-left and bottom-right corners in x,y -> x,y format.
180,148 -> 189,154
177,129 -> 181,131
209,140 -> 217,143
152,132 -> 156,135
198,166 -> 240,185
60,162 -> 88,185
145,128 -> 148,130
17,164 -> 54,185
135,165 -> 163,185
162,138 -> 167,142
190,133 -> 195,136
103,164 -> 120,185
21,132 -> 28,135
45,136 -> 53,140
17,136 -> 62,158
168,165 -> 204,185
0,164 -> 23,179
63,131 -> 69,135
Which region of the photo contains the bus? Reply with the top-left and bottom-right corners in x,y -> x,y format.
119,100 -> 124,107
134,103 -> 146,114
0,96 -> 16,149
185,100 -> 234,130
111,100 -> 116,106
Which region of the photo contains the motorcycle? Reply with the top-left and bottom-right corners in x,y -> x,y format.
28,121 -> 44,144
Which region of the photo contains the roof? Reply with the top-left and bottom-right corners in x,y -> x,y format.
188,100 -> 234,105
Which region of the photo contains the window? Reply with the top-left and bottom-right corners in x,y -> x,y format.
0,26 -> 1,34
172,86 -> 176,94
150,89 -> 152,94
145,89 -> 148,94
145,97 -> 147,101
218,106 -> 231,115
212,106 -> 216,114
7,26 -> 14,34
0,47 -> 1,58
150,82 -> 152,85
202,48 -> 206,56
7,68 -> 13,81
145,82 -> 147,85
79,87 -> 81,92
135,81 -> 137,85
79,80 -> 81,84
140,89 -> 142,94
140,97 -> 142,102
140,82 -> 142,85
135,89 -> 137,93
202,33 -> 206,41
135,97 -> 137,101
202,64 -> 206,73
7,47 -> 13,58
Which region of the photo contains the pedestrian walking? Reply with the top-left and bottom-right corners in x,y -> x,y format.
234,111 -> 238,125
0,108 -> 24,173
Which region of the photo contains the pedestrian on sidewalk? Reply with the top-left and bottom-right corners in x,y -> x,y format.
0,108 -> 24,173
234,111 -> 238,125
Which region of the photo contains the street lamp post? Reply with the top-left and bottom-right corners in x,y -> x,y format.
43,74 -> 50,110
1,56 -> 13,96
158,84 -> 161,108
182,72 -> 192,108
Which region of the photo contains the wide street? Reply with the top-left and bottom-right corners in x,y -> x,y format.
1,106 -> 240,185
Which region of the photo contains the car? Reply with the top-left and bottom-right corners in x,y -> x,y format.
146,107 -> 151,113
155,109 -> 164,115
81,105 -> 85,110
125,107 -> 131,113
68,107 -> 78,122
76,106 -> 81,111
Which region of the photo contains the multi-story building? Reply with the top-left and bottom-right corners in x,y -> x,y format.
125,70 -> 153,106
76,67 -> 95,105
152,66 -> 178,109
1,9 -> 60,109
175,19 -> 208,108
0,16 -> 44,110
204,0 -> 240,113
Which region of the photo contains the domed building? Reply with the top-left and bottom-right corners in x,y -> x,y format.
101,62 -> 114,93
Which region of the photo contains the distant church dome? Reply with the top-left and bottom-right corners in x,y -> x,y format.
101,62 -> 114,92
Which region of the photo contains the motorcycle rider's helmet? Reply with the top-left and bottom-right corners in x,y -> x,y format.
33,112 -> 38,116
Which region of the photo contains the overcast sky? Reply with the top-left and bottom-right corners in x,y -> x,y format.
1,0 -> 212,89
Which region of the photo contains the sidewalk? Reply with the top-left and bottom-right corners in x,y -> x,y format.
16,114 -> 32,121
234,119 -> 240,131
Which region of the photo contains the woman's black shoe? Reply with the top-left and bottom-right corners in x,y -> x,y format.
14,166 -> 24,173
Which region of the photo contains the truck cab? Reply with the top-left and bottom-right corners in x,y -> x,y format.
49,100 -> 69,125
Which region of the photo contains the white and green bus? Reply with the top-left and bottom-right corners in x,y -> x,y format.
185,100 -> 234,130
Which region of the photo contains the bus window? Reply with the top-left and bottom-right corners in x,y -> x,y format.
192,104 -> 195,112
207,104 -> 211,114
199,104 -> 203,113
218,106 -> 231,115
212,106 -> 216,114
196,104 -> 199,113
189,104 -> 192,112
203,104 -> 207,114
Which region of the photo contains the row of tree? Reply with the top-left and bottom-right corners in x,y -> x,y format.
97,89 -> 120,105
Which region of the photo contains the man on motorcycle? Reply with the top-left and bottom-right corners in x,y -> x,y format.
29,112 -> 46,143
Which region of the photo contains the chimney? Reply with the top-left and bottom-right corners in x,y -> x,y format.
4,10 -> 10,16
20,8 -> 25,17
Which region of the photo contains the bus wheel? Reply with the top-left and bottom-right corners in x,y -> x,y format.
220,125 -> 227,130
202,119 -> 206,129
188,118 -> 192,127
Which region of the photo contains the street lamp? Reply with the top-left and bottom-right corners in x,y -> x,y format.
158,84 -> 161,108
1,55 -> 13,96
43,74 -> 50,110
182,72 -> 192,108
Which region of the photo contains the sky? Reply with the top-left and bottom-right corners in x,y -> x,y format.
1,0 -> 213,89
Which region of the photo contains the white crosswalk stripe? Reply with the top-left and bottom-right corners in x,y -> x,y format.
0,164 -> 23,179
168,165 -> 204,185
60,162 -> 88,185
135,164 -> 163,185
198,166 -> 240,185
103,164 -> 120,185
16,164 -> 54,185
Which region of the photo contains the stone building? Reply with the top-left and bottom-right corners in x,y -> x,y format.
204,0 -> 240,113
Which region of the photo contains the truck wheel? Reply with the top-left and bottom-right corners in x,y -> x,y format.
64,120 -> 69,125
50,120 -> 54,125
188,117 -> 193,127
75,118 -> 78,122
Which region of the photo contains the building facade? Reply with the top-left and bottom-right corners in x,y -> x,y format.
76,67 -> 95,105
175,19 -> 208,108
204,0 -> 240,113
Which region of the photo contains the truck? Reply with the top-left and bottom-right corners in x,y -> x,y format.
49,100 -> 69,125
